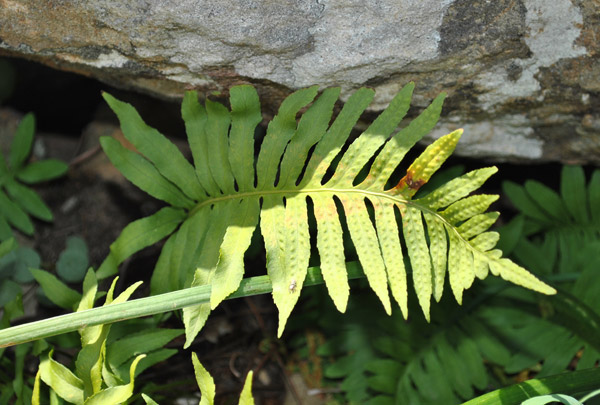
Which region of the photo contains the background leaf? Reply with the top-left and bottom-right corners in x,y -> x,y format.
9,113 -> 35,170
30,269 -> 82,310
4,180 -> 53,221
561,166 -> 589,223
0,190 -> 33,235
16,159 -> 68,184
0,246 -> 39,283
106,328 -> 182,372
56,236 -> 89,283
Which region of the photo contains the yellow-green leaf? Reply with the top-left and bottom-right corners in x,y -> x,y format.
301,87 -> 374,188
39,350 -> 84,405
423,212 -> 447,303
210,197 -> 260,308
418,167 -> 498,210
447,230 -> 474,304
489,258 -> 556,295
192,353 -> 216,405
340,194 -> 391,314
278,87 -> 340,189
183,269 -> 213,349
312,194 -> 349,312
96,84 -> 558,342
458,212 -> 499,240
84,355 -> 145,405
372,197 -> 408,317
365,89 -> 445,190
441,194 -> 499,225
239,371 -> 255,405
169,206 -> 212,291
256,86 -> 318,190
205,99 -> 235,194
277,195 -> 311,336
402,205 -> 432,320
261,196 -> 294,337
397,130 -> 462,197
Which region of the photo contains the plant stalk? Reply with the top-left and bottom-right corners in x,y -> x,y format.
0,262 -> 364,348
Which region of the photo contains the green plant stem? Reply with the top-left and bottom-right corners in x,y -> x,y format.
0,262 -> 364,348
461,367 -> 600,405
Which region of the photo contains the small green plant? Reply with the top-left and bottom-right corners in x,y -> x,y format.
32,270 -> 182,404
0,237 -> 41,403
0,113 -> 68,240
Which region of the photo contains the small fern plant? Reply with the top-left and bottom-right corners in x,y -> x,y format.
0,113 -> 68,240
97,83 -> 555,343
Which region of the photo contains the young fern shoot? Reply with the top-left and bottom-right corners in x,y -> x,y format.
98,83 -> 556,342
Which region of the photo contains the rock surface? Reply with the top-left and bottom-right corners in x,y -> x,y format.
1,0 -> 598,163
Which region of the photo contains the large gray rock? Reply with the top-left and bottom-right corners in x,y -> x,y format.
1,0 -> 598,163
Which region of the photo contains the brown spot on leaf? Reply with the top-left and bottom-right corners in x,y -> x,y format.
396,171 -> 426,192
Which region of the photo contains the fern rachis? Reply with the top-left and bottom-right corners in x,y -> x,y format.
98,82 -> 556,342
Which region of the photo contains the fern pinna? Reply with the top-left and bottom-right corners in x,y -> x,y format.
97,83 -> 555,343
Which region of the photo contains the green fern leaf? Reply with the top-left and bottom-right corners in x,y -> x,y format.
181,91 -> 220,196
503,166 -> 600,241
228,86 -> 263,192
102,93 -> 204,201
495,169 -> 600,379
561,166 -> 589,223
589,170 -> 600,224
101,83 -> 556,340
97,207 -> 186,279
99,137 -> 194,209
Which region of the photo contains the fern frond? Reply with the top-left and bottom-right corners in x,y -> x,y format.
503,166 -> 600,239
314,291 -> 502,404
100,84 -> 556,339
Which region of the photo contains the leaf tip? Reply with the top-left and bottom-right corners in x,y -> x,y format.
435,91 -> 448,104
101,91 -> 115,103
